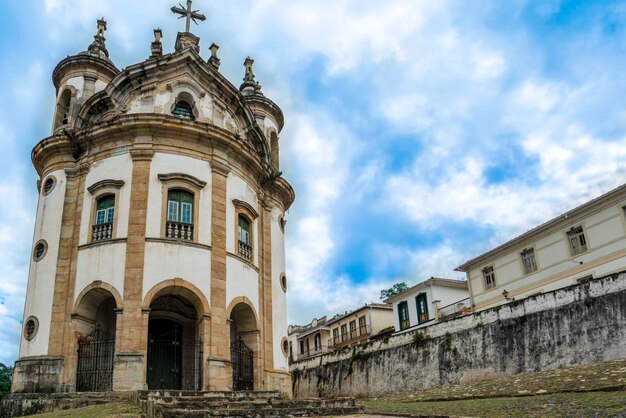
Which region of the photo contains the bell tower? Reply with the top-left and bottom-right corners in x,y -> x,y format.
51,19 -> 119,133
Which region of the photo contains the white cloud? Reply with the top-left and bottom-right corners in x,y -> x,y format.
1,0 -> 625,360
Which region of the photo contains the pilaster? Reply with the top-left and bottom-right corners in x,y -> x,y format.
259,197 -> 274,388
48,164 -> 87,392
115,146 -> 154,391
207,159 -> 232,390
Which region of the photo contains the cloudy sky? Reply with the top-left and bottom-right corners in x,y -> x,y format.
2,0 -> 626,365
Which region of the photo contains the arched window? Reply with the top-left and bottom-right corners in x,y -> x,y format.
172,101 -> 195,121
237,215 -> 252,261
270,131 -> 279,169
93,194 -> 115,241
54,89 -> 72,129
96,195 -> 115,225
166,189 -> 194,240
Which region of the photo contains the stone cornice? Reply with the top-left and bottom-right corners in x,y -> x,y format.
210,160 -> 231,177
232,199 -> 259,219
87,179 -> 125,195
31,115 -> 295,209
129,147 -> 155,162
244,94 -> 285,132
52,54 -> 119,89
158,172 -> 207,190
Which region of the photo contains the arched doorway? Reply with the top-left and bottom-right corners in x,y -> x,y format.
74,287 -> 118,392
147,293 -> 202,390
229,303 -> 259,391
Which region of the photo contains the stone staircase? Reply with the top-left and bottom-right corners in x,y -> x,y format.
137,390 -> 364,418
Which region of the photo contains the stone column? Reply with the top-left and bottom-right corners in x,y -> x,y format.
113,145 -> 153,391
432,300 -> 441,321
46,164 -> 86,392
199,313 -> 211,390
82,74 -> 98,103
207,159 -> 232,390
259,200 -> 274,389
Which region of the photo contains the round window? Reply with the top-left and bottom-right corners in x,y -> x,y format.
33,240 -> 48,262
281,337 -> 289,358
42,176 -> 56,195
24,316 -> 39,341
280,274 -> 287,292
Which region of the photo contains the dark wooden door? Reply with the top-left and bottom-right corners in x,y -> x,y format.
147,319 -> 183,390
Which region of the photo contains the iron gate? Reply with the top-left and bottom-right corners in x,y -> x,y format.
76,326 -> 115,392
231,336 -> 253,391
147,330 -> 202,390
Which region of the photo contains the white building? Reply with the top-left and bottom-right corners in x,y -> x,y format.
14,13 -> 294,395
287,316 -> 331,363
288,304 -> 394,363
386,278 -> 469,333
456,182 -> 626,311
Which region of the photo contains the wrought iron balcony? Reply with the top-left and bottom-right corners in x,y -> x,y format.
238,240 -> 252,261
92,222 -> 113,242
166,221 -> 194,241
328,324 -> 372,349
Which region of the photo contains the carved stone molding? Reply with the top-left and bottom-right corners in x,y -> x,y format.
129,148 -> 155,161
158,172 -> 207,190
210,160 -> 231,177
232,199 -> 259,219
87,179 -> 125,195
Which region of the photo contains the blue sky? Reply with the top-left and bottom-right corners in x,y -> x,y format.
2,0 -> 626,365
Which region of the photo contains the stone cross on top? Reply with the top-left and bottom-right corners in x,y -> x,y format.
171,0 -> 206,33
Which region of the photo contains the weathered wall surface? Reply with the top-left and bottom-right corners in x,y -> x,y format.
291,272 -> 626,398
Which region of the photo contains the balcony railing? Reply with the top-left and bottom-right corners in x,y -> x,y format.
297,345 -> 328,360
166,221 -> 194,240
438,297 -> 472,320
328,324 -> 372,349
238,240 -> 252,261
92,222 -> 113,242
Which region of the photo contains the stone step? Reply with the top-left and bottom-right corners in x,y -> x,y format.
157,398 -> 357,410
138,390 -> 282,399
158,406 -> 364,418
139,390 -> 362,418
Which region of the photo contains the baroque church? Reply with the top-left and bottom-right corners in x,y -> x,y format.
14,3 -> 294,395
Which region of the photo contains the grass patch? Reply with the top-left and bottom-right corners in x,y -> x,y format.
364,391 -> 626,418
22,402 -> 140,418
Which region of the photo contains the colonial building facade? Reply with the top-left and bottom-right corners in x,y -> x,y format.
457,183 -> 626,312
385,278 -> 469,333
288,304 -> 394,363
14,12 -> 294,395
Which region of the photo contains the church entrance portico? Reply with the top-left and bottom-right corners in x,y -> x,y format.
73,286 -> 119,392
146,293 -> 202,391
229,302 -> 260,391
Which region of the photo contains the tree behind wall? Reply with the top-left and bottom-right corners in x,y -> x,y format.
0,363 -> 12,398
380,282 -> 408,301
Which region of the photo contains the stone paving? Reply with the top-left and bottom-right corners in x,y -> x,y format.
369,358 -> 626,402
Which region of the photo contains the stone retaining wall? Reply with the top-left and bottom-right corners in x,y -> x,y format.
291,272 -> 626,398
0,392 -> 133,418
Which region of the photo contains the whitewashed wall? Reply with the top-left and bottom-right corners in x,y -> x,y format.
143,242 -> 211,303
78,154 -> 133,245
468,202 -> 626,310
225,174 -> 259,266
225,256 -> 260,317
271,207 -> 288,370
75,243 -> 127,304
145,153 -> 212,245
20,169 -> 67,357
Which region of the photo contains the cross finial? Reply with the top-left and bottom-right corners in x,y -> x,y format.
171,0 -> 206,33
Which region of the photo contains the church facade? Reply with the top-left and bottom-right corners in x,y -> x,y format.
13,12 -> 294,395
